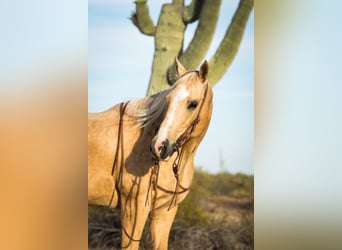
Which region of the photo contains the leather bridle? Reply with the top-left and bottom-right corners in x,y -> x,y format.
109,83 -> 209,248
148,83 -> 209,214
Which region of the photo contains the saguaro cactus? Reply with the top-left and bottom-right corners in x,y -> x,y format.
131,0 -> 254,95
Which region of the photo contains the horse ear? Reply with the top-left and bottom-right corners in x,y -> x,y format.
175,57 -> 187,77
199,60 -> 209,83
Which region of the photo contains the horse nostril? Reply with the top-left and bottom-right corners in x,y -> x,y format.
162,140 -> 169,147
159,144 -> 166,156
158,140 -> 169,159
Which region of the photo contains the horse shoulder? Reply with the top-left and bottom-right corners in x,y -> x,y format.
88,107 -> 121,206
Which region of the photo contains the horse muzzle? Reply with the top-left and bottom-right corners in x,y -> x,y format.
150,138 -> 176,161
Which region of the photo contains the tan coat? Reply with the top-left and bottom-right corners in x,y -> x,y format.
88,60 -> 213,249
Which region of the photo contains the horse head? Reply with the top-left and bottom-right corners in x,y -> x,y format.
151,58 -> 210,161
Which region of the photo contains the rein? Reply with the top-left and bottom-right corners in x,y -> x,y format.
109,83 -> 209,247
147,83 -> 209,214
108,101 -> 129,207
108,101 -> 142,248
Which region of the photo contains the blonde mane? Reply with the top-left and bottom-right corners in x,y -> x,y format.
132,71 -> 201,129
124,88 -> 171,139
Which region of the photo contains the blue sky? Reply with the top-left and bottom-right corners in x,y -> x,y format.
88,0 -> 254,174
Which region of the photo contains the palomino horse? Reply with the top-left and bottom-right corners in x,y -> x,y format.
88,59 -> 213,249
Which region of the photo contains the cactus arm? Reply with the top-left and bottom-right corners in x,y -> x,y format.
183,0 -> 204,23
208,0 -> 253,85
131,0 -> 156,36
167,0 -> 221,84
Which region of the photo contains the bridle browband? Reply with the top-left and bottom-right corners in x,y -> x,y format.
109,82 -> 209,248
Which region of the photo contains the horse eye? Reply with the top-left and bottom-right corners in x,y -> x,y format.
187,100 -> 198,110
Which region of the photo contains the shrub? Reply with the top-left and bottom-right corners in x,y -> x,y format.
88,169 -> 254,249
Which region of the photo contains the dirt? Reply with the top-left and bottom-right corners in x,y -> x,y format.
202,195 -> 254,225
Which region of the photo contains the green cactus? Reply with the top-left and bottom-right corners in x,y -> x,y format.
131,0 -> 254,95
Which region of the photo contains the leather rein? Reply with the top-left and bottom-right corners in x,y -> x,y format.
109,83 -> 209,246
108,101 -> 129,208
147,83 -> 209,215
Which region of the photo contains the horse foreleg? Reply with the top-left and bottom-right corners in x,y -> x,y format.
150,205 -> 178,250
120,194 -> 150,250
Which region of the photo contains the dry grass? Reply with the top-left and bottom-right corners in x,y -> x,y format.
88,170 -> 254,249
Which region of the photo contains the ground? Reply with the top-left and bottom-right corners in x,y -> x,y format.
88,170 -> 254,249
